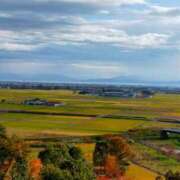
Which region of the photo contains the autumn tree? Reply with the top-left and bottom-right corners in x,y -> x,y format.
29,159 -> 43,180
94,136 -> 132,177
107,136 -> 132,174
0,125 -> 28,180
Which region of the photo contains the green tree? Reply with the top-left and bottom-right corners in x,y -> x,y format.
39,144 -> 95,180
11,157 -> 28,180
41,164 -> 72,180
93,141 -> 109,166
69,146 -> 82,160
38,144 -> 70,166
0,124 -> 6,138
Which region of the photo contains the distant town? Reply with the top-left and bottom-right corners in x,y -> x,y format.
0,81 -> 180,98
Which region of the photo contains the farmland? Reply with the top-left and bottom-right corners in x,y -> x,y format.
0,89 -> 180,179
0,89 -> 180,135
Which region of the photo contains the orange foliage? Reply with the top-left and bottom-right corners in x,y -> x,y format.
0,160 -> 11,173
104,155 -> 119,177
105,136 -> 132,159
96,175 -> 111,180
96,175 -> 130,180
29,159 -> 42,180
103,155 -> 129,180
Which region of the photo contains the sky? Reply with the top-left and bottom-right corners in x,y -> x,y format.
1,0 -> 180,83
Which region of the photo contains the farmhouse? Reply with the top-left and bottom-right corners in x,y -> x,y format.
23,98 -> 64,107
100,91 -> 134,98
160,128 -> 180,139
134,90 -> 154,98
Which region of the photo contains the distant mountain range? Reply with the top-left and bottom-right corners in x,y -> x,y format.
0,73 -> 180,87
84,75 -> 145,84
82,76 -> 180,87
0,73 -> 77,83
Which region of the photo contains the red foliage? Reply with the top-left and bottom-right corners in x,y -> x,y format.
29,159 -> 42,180
104,155 -> 119,177
96,175 -> 128,180
96,175 -> 111,180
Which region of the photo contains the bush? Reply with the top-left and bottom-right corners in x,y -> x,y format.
39,144 -> 95,180
165,170 -> 180,180
0,124 -> 6,138
38,144 -> 70,166
69,146 -> 82,160
11,158 -> 28,180
0,171 -> 5,179
93,141 -> 109,166
41,164 -> 72,180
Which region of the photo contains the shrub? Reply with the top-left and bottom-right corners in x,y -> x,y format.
11,158 -> 28,180
93,141 -> 109,166
69,146 -> 82,160
38,144 -> 70,166
165,170 -> 180,180
0,124 -> 6,138
39,144 -> 95,180
0,171 -> 5,179
41,164 -> 72,180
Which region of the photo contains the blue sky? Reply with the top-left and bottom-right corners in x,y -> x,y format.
0,0 -> 180,82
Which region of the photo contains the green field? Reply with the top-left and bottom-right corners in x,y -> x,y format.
0,89 -> 180,136
0,113 -> 151,135
0,89 -> 180,134
1,89 -> 180,117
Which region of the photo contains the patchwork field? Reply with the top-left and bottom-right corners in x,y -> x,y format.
0,89 -> 180,136
0,89 -> 180,178
0,113 -> 150,136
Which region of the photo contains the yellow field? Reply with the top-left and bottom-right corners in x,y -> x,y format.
126,164 -> 158,180
0,89 -> 180,136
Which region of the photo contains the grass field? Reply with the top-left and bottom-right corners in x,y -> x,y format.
0,89 -> 180,136
0,113 -> 150,135
1,89 -> 180,118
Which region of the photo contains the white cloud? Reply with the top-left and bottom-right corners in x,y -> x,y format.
52,23 -> 171,48
71,63 -> 128,78
0,60 -> 128,79
36,0 -> 146,6
0,43 -> 39,51
128,33 -> 170,48
150,5 -> 180,16
72,0 -> 146,6
0,30 -> 42,51
0,61 -> 62,74
72,63 -> 121,71
0,20 -> 171,51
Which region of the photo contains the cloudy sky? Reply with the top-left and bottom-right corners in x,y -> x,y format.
1,0 -> 180,83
